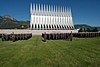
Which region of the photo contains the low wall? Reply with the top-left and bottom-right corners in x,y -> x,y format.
0,29 -> 78,35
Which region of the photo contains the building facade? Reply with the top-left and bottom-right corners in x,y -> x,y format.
30,3 -> 75,30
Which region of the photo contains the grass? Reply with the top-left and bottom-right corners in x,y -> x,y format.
0,35 -> 100,67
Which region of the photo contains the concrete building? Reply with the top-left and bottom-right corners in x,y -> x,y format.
30,3 -> 75,30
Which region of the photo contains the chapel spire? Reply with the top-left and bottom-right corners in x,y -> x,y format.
30,2 -> 33,14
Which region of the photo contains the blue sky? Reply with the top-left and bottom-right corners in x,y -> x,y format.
0,0 -> 100,26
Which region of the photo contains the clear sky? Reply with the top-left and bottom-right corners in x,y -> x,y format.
0,0 -> 100,26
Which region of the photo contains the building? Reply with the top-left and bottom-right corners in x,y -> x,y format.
30,3 -> 75,30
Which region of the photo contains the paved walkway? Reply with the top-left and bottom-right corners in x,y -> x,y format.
0,29 -> 78,35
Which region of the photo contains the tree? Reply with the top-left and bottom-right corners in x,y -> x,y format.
92,27 -> 98,32
87,28 -> 91,32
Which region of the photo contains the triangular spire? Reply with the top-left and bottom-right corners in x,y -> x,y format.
67,7 -> 69,12
69,7 -> 72,17
36,3 -> 38,11
41,4 -> 43,11
58,6 -> 60,12
46,4 -> 48,11
56,6 -> 57,12
30,2 -> 33,14
33,3 -> 35,11
65,7 -> 67,12
39,4 -> 40,11
61,6 -> 62,12
50,5 -> 53,11
44,4 -> 46,11
49,5 -> 50,11
63,6 -> 64,12
54,5 -> 55,12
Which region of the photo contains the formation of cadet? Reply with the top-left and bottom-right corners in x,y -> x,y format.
1,33 -> 32,42
42,32 -> 100,42
0,32 -> 100,42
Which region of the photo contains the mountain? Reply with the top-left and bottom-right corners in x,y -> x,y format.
0,16 -> 29,29
75,24 -> 93,29
2,15 -> 17,21
75,24 -> 100,31
0,16 -> 18,29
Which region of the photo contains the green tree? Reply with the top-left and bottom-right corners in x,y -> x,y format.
87,28 -> 91,32
92,27 -> 98,32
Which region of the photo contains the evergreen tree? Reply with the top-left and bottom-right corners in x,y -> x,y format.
92,27 -> 98,32
87,28 -> 91,32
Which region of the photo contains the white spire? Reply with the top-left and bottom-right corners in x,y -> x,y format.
63,6 -> 64,12
39,4 -> 40,11
61,6 -> 62,12
33,3 -> 35,11
65,7 -> 67,12
51,5 -> 53,11
30,3 -> 33,14
46,4 -> 48,11
36,3 -> 38,11
54,5 -> 56,12
56,6 -> 57,12
41,4 -> 43,11
58,6 -> 60,12
67,7 -> 69,12
49,5 -> 50,11
44,4 -> 45,11
67,7 -> 71,17
69,7 -> 72,17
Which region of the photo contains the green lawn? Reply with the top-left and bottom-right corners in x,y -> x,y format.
0,35 -> 100,67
